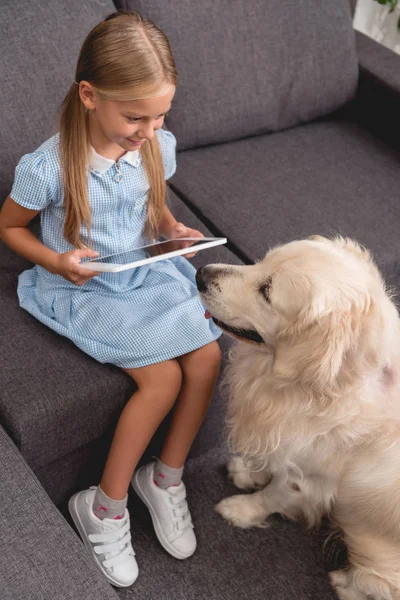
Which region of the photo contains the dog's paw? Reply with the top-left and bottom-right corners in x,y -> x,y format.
215,495 -> 268,529
329,570 -> 349,589
227,456 -> 271,491
329,571 -> 365,600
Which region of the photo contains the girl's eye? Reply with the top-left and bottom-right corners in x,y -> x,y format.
127,113 -> 169,123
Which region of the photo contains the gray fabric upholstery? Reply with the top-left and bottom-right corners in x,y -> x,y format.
0,189 -> 241,504
0,0 -> 115,207
2,1 -> 400,598
115,0 -> 358,150
0,240 -> 33,273
356,31 -> 400,94
0,269 -> 135,468
0,424 -> 118,600
76,445 -> 338,600
352,32 -> 400,151
170,117 -> 400,268
349,0 -> 357,16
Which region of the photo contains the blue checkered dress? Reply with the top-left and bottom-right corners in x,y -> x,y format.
11,130 -> 221,368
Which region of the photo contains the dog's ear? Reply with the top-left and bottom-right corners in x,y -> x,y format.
273,310 -> 356,390
309,236 -> 373,263
332,237 -> 372,262
272,285 -> 378,391
308,235 -> 330,244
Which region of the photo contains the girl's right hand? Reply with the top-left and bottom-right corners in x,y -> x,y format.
54,248 -> 100,286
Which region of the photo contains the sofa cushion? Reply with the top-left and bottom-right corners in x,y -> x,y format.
0,268 -> 136,469
116,0 -> 358,150
169,117 -> 400,271
0,189 -> 241,484
0,425 -> 118,600
0,241 -> 33,273
0,0 -> 115,206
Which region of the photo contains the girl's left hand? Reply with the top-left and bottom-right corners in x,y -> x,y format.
169,222 -> 204,258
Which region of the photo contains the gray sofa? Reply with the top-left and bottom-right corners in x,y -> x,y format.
1,1 -> 400,599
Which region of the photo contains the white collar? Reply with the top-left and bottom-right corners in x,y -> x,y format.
89,146 -> 140,175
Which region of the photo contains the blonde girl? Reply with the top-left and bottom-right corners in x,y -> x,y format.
0,11 -> 221,588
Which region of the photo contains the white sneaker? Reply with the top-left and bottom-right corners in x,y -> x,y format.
68,487 -> 139,587
132,462 -> 197,560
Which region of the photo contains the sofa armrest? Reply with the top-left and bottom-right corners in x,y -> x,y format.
0,425 -> 118,600
353,31 -> 400,148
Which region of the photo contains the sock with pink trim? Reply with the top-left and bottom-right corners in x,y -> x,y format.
153,459 -> 183,490
92,485 -> 127,520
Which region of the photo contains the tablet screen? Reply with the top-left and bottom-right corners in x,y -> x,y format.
86,237 -> 226,268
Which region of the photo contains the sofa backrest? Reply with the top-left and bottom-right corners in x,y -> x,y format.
0,0 -> 115,207
115,0 -> 359,150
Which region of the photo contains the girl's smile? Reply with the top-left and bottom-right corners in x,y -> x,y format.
126,138 -> 145,148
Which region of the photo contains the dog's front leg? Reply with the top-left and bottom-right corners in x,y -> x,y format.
216,473 -> 331,529
227,456 -> 272,491
215,474 -> 296,528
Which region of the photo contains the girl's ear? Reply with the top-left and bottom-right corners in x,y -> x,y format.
78,81 -> 96,111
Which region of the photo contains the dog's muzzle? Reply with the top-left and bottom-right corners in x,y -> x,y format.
196,267 -> 265,344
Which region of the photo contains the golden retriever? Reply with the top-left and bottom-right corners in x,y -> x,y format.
196,236 -> 400,600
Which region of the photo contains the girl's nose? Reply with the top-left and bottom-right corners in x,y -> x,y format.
138,121 -> 156,141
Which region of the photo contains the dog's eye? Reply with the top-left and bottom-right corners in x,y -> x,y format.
259,277 -> 272,303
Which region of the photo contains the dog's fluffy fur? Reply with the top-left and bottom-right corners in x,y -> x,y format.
198,236 -> 400,600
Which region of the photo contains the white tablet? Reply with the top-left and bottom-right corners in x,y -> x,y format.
81,237 -> 227,272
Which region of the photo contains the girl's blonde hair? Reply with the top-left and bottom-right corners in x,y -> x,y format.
59,10 -> 177,248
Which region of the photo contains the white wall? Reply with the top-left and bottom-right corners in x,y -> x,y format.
354,0 -> 400,54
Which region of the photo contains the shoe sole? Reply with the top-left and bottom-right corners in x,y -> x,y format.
132,471 -> 194,560
68,493 -> 138,588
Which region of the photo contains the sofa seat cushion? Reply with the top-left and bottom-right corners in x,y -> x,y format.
0,268 -> 136,469
0,190 -> 241,475
0,425 -> 118,600
170,117 -> 400,269
0,241 -> 33,273
116,0 -> 357,149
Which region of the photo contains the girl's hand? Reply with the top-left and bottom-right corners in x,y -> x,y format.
54,248 -> 100,286
169,222 -> 204,258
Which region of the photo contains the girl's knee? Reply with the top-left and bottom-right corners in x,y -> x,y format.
124,359 -> 182,399
203,341 -> 222,368
154,360 -> 183,397
181,342 -> 222,376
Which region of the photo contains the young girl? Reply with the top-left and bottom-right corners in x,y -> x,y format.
0,10 -> 222,588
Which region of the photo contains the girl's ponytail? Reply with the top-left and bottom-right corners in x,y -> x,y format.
59,82 -> 91,248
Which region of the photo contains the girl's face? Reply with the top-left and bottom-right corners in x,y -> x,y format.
80,83 -> 175,152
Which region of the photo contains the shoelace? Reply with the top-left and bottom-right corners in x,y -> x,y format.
88,512 -> 135,568
168,485 -> 193,533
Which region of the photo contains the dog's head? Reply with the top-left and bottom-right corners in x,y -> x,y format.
197,236 -> 394,390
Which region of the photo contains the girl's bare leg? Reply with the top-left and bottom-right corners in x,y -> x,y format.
99,359 -> 182,500
160,341 -> 221,468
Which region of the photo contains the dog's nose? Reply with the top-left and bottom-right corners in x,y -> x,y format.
196,267 -> 209,293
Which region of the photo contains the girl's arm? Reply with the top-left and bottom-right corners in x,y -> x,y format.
159,204 -> 204,258
159,205 -> 203,240
0,196 -> 99,285
0,196 -> 59,273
